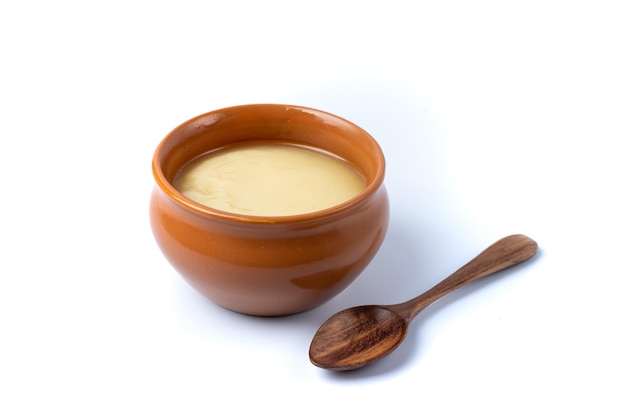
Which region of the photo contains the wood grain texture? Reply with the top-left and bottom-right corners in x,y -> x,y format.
309,235 -> 538,371
390,234 -> 538,321
309,306 -> 407,371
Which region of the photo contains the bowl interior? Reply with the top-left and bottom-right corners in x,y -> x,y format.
153,105 -> 384,202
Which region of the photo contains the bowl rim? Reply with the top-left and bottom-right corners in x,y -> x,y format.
151,103 -> 386,225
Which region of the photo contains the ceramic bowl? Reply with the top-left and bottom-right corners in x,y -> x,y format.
150,104 -> 389,316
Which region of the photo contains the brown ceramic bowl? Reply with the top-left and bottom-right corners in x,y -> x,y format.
150,104 -> 389,316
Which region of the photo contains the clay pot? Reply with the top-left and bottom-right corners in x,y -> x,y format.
150,104 -> 389,316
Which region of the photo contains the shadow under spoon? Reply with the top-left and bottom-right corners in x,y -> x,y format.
309,234 -> 538,371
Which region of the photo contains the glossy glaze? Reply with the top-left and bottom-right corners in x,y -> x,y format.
150,104 -> 389,316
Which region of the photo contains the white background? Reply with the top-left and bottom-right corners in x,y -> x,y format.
2,1 -> 625,415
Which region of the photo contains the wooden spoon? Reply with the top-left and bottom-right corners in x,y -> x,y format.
309,234 -> 538,371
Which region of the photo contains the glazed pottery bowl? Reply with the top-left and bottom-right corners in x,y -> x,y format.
150,104 -> 389,316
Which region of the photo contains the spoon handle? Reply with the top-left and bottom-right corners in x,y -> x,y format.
391,234 -> 538,321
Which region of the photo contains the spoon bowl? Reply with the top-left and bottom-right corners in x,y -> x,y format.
309,234 -> 538,370
310,306 -> 407,370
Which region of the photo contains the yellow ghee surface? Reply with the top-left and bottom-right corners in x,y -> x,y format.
173,143 -> 366,216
